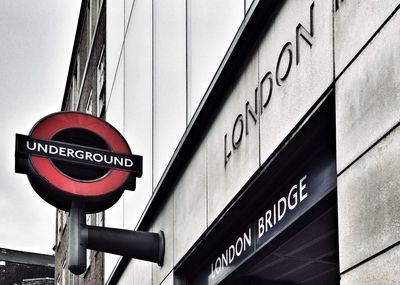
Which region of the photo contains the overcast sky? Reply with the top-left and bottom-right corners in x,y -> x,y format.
0,1 -> 81,255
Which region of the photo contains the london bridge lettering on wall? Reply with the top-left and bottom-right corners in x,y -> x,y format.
210,227 -> 252,278
258,175 -> 307,240
224,2 -> 315,166
210,175 -> 308,279
335,0 -> 345,11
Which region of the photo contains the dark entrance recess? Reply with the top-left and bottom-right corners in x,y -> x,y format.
224,193 -> 339,285
176,93 -> 339,285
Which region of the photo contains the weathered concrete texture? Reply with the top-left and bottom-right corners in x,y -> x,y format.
118,260 -> 135,285
174,142 -> 207,263
335,8 -> 400,173
152,195 -> 174,285
207,48 -> 259,224
334,0 -> 400,76
259,0 -> 333,164
340,245 -> 400,284
337,125 -> 400,272
133,259 -> 153,285
160,272 -> 173,285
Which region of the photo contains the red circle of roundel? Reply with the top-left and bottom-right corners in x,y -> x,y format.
29,112 -> 130,197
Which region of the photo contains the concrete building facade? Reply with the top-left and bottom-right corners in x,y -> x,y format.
62,0 -> 400,284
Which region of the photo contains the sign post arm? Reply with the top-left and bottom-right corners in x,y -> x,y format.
67,205 -> 164,276
86,226 -> 164,266
68,205 -> 88,275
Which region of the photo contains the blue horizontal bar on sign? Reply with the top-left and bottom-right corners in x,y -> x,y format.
15,134 -> 143,176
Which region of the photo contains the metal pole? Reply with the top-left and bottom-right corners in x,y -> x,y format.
86,226 -> 164,266
68,205 -> 88,275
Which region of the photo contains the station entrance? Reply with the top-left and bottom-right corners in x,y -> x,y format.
178,95 -> 339,285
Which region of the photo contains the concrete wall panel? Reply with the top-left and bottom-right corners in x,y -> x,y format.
340,246 -> 400,284
259,0 -> 333,164
133,259 -> 153,285
125,0 -> 134,30
153,0 -> 187,186
160,272 -> 174,285
106,0 -> 124,101
334,0 -> 400,75
174,143 -> 207,263
124,0 -> 153,229
207,49 -> 259,224
118,260 -> 135,285
337,125 -> 400,271
336,9 -> 400,172
152,195 -> 174,285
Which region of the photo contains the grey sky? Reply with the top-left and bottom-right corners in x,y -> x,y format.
0,1 -> 81,254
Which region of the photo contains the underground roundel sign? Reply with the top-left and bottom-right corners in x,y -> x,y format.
15,112 -> 142,213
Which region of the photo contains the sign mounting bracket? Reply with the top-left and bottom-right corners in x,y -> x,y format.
68,203 -> 164,275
